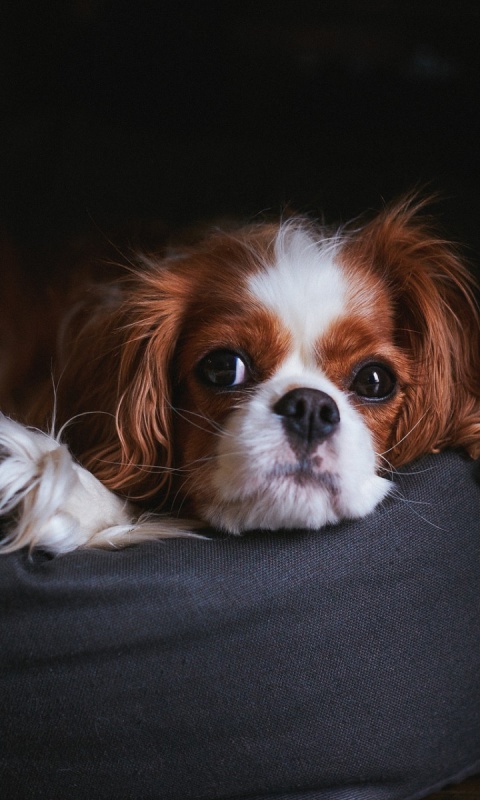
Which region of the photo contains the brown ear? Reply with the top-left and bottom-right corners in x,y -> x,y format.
56,264 -> 190,505
349,196 -> 480,463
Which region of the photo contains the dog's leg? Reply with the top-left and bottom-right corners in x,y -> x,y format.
0,415 -> 198,553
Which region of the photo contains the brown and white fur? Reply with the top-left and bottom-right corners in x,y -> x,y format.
0,197 -> 479,553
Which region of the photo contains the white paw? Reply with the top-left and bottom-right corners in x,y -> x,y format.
0,414 -> 201,553
0,414 -> 135,553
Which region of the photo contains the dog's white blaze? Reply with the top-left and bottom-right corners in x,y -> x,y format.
248,224 -> 347,362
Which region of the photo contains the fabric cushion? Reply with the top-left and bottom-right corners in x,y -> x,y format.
1,450 -> 479,800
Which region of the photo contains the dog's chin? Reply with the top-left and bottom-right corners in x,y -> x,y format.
199,467 -> 390,535
198,453 -> 391,535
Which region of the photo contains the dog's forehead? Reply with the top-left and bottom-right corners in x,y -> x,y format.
247,224 -> 349,352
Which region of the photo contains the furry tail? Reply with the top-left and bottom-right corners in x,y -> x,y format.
0,414 -> 198,554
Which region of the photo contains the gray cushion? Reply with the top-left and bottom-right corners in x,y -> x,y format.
1,450 -> 479,799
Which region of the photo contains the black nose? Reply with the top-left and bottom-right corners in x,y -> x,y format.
273,388 -> 340,448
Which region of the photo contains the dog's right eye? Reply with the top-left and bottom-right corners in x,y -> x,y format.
197,350 -> 250,388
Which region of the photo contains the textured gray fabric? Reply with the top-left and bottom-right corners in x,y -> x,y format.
0,450 -> 479,800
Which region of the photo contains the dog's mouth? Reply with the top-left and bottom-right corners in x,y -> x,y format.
267,457 -> 341,494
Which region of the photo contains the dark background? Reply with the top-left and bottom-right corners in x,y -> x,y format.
1,0 -> 480,270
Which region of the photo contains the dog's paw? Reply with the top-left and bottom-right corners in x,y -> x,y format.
0,414 -> 136,553
0,414 -> 202,553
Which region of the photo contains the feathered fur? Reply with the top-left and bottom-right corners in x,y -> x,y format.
0,196 -> 478,553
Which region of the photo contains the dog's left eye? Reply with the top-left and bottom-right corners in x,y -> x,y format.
350,362 -> 396,401
197,350 -> 249,387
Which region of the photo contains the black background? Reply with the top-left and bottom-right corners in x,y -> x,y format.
1,1 -> 480,270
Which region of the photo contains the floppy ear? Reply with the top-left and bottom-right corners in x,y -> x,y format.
350,197 -> 480,464
56,263 -> 190,506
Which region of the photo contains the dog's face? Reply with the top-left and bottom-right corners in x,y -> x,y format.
58,199 -> 480,533
171,224 -> 409,531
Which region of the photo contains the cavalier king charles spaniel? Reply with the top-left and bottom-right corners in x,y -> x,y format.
0,197 -> 479,553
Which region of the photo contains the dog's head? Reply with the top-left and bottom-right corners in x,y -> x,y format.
59,198 -> 480,532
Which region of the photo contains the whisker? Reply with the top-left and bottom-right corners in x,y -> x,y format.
91,451 -> 220,476
387,487 -> 447,531
379,411 -> 429,457
90,455 -> 177,474
171,406 -> 229,437
391,464 -> 439,478
171,472 -> 198,514
55,410 -> 117,442
375,453 -> 396,479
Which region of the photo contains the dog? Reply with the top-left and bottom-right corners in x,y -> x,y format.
0,196 -> 479,553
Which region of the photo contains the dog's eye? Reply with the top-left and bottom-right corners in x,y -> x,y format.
350,363 -> 396,401
197,350 -> 249,387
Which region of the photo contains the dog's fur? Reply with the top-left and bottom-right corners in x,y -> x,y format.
1,197 -> 479,552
